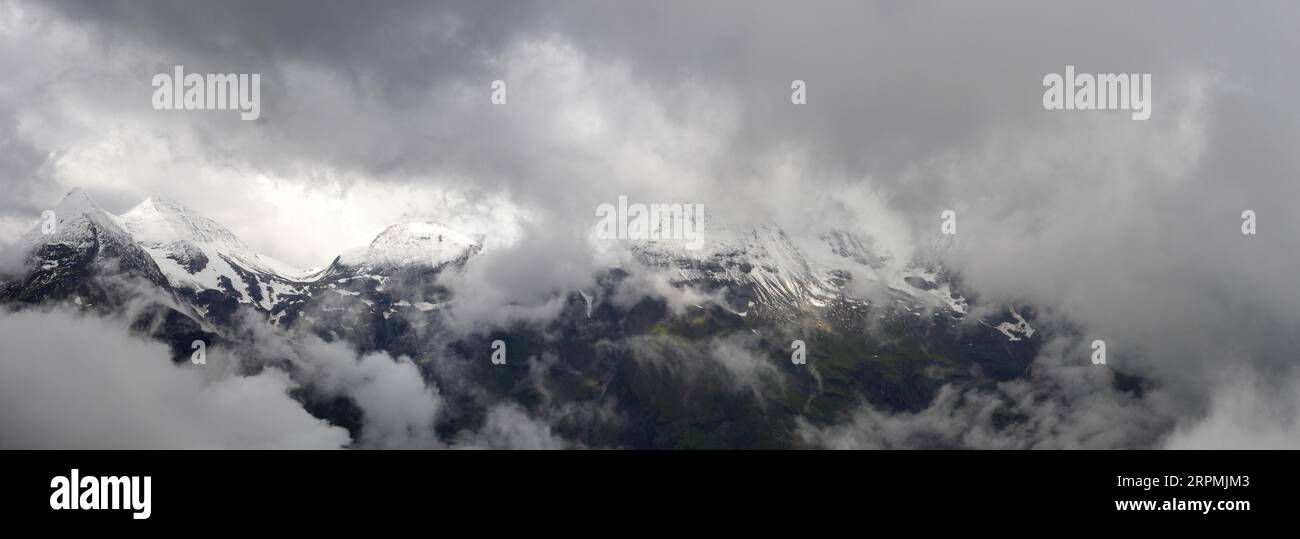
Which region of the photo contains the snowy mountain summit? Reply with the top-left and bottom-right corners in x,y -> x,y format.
120,196 -> 310,308
5,189 -> 485,325
338,221 -> 481,270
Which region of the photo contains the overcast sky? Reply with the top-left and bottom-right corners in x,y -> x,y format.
2,0 -> 1300,447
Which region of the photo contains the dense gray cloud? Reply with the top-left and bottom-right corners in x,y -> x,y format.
1165,374 -> 1300,449
1,0 -> 1299,447
0,308 -> 351,449
295,336 -> 444,449
0,305 -> 581,449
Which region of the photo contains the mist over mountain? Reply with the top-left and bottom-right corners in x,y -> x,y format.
2,188 -> 1069,448
2,1 -> 1299,450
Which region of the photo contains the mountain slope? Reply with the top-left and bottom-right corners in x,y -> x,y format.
3,188 -> 172,304
120,196 -> 323,322
630,215 -> 972,323
0,189 -> 213,360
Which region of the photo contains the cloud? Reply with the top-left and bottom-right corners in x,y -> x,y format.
799,335 -> 1178,449
1164,373 -> 1300,449
707,335 -> 784,397
206,309 -> 583,450
438,224 -> 596,336
0,303 -> 588,449
296,336 -> 443,449
0,307 -> 349,449
455,403 -> 573,450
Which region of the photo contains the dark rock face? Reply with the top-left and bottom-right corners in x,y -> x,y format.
1,220 -> 220,365
2,220 -> 171,305
904,275 -> 939,291
165,241 -> 209,273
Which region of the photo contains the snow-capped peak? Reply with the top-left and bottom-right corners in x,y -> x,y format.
121,195 -> 300,278
24,188 -> 130,246
358,221 -> 481,269
123,196 -> 249,249
56,187 -> 102,215
111,193 -> 316,312
629,210 -> 972,317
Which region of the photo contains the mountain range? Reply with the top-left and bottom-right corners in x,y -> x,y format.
0,188 -> 1042,448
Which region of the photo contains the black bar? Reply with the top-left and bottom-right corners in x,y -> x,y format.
2,450 -> 1287,528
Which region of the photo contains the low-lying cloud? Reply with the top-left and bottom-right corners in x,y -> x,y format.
0,308 -> 350,449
